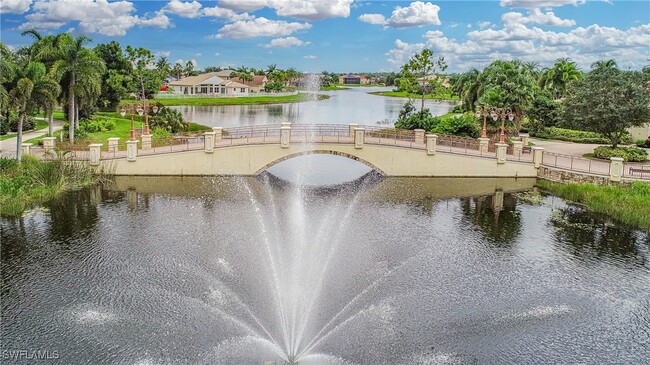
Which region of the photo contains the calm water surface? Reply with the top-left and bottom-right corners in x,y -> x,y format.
171,87 -> 456,127
1,159 -> 649,364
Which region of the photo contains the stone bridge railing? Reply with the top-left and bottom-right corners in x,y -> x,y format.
24,122 -> 541,165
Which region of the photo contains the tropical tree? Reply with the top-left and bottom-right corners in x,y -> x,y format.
233,66 -> 253,85
184,59 -> 195,76
401,49 -> 447,113
453,68 -> 481,111
9,61 -> 60,160
563,61 -> 650,148
51,34 -> 105,141
126,46 -> 163,102
156,56 -> 171,76
172,62 -> 184,79
266,63 -> 277,75
285,67 -> 300,88
538,58 -> 582,99
95,41 -> 132,110
0,42 -> 16,135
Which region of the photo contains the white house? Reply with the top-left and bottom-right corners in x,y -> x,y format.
168,72 -> 250,96
628,124 -> 650,141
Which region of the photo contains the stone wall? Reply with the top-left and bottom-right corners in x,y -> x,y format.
537,166 -> 633,186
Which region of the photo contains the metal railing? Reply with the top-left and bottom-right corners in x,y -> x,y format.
541,152 -> 611,176
622,164 -> 650,180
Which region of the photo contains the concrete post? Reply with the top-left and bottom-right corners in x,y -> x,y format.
141,134 -> 152,150
531,146 -> 545,168
107,138 -> 120,153
89,143 -> 102,166
281,122 -> 292,128
204,132 -> 215,153
42,137 -> 56,154
354,127 -> 365,149
493,190 -> 504,212
414,129 -> 426,145
21,143 -> 32,155
495,143 -> 508,164
126,140 -> 138,162
519,133 -> 530,146
512,141 -> 524,156
211,127 -> 223,146
609,157 -> 624,182
280,126 -> 291,148
478,138 -> 490,153
426,134 -> 437,155
349,123 -> 359,137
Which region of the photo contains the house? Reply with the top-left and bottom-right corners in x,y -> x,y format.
416,75 -> 451,88
215,69 -> 236,79
339,74 -> 361,84
168,72 -> 250,96
230,75 -> 268,93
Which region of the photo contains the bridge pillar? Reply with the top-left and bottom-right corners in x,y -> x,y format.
141,134 -> 152,150
531,147 -> 545,168
42,137 -> 57,155
107,137 -> 120,154
204,132 -> 215,153
354,128 -> 364,149
89,143 -> 102,166
281,126 -> 291,148
212,127 -> 223,146
21,143 -> 32,155
512,141 -> 524,156
426,134 -> 437,155
609,157 -> 623,182
349,123 -> 359,137
281,122 -> 292,128
478,137 -> 490,153
495,143 -> 508,164
414,129 -> 426,144
126,140 -> 138,162
493,190 -> 504,212
519,133 -> 530,146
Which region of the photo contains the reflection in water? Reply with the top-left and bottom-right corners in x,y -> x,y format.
460,193 -> 522,247
1,177 -> 649,364
550,205 -> 647,268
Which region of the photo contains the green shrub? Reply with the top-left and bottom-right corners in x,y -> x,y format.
450,104 -> 465,113
593,146 -> 648,162
149,106 -> 188,133
530,127 -> 635,144
152,128 -> 173,145
636,139 -> 649,148
79,118 -> 116,133
430,113 -> 481,138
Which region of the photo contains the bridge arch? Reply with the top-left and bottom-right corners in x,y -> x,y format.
254,149 -> 387,176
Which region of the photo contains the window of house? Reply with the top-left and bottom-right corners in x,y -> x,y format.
241,88 -> 245,92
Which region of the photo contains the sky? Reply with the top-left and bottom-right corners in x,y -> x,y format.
1,0 -> 649,73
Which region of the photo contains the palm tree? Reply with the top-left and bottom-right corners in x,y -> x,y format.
184,60 -> 195,77
51,34 -> 105,141
539,58 -> 582,99
454,68 -> 481,110
156,56 -> 171,77
234,66 -> 253,85
1,42 -> 16,135
266,63 -> 277,75
9,61 -> 60,161
172,62 -> 184,79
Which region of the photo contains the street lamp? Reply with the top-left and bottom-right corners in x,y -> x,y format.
120,103 -> 141,141
475,106 -> 490,139
489,108 -> 514,144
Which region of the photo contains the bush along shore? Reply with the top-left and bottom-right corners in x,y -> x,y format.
0,155 -> 110,216
537,180 -> 650,230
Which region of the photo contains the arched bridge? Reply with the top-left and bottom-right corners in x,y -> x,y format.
60,124 -> 543,177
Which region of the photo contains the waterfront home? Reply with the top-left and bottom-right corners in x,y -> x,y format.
168,72 -> 250,96
230,75 -> 268,93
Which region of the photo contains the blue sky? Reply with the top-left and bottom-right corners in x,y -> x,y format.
1,0 -> 649,73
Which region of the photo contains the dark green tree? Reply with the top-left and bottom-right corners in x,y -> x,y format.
562,61 -> 650,148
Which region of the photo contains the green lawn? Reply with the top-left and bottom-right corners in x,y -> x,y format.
138,93 -> 328,106
320,85 -> 349,91
369,90 -> 459,101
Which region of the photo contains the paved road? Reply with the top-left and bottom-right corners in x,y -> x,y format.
530,138 -> 650,160
0,118 -> 65,157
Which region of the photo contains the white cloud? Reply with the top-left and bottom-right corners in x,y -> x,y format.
214,52 -> 220,56
260,36 -> 310,48
502,9 -> 576,27
202,6 -> 253,21
174,58 -> 198,67
138,10 -> 172,29
1,0 -> 32,14
500,0 -> 586,8
195,52 -> 202,56
164,0 -> 201,18
217,0 -> 353,20
387,1 -> 441,28
478,21 -> 493,29
359,1 -> 441,28
386,22 -> 650,72
213,17 -> 311,39
304,55 -> 317,59
359,13 -> 386,25
19,0 -> 171,36
155,51 -> 171,57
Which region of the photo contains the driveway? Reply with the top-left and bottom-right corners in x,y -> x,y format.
0,118 -> 65,157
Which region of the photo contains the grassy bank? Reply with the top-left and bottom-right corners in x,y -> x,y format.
537,180 -> 650,230
337,84 -> 385,87
369,90 -> 459,101
320,85 -> 349,91
0,155 -> 105,216
141,93 -> 328,106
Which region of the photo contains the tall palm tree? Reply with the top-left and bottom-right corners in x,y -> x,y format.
172,62 -> 184,79
9,61 -> 59,161
156,56 -> 171,76
234,66 -> 253,85
0,42 -> 17,134
266,63 -> 277,75
184,60 -> 195,77
539,58 -> 582,99
454,68 -> 481,110
51,34 -> 105,141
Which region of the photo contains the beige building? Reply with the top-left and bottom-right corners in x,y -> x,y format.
230,75 -> 268,93
628,124 -> 650,141
168,72 -> 250,96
